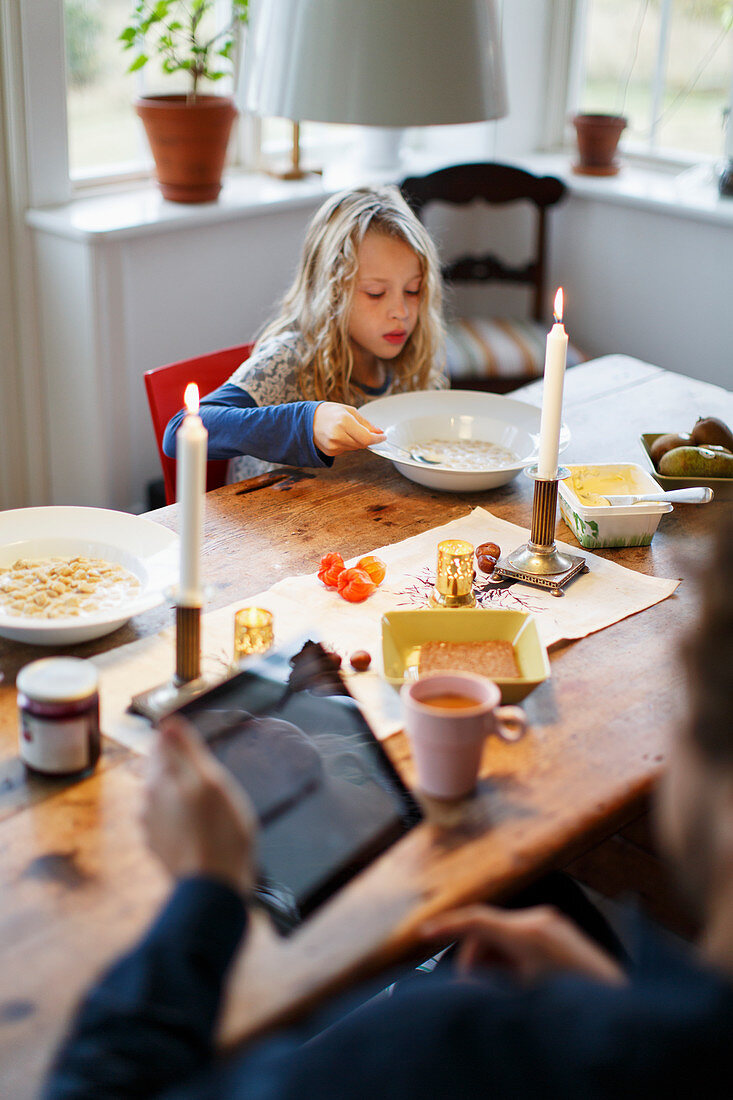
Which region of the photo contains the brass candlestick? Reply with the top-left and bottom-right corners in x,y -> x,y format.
493,466 -> 588,597
129,597 -> 211,722
175,603 -> 201,683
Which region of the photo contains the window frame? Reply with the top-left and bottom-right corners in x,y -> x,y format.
564,0 -> 733,168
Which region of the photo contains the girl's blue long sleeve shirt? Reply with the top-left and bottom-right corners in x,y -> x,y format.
161,383 -> 332,469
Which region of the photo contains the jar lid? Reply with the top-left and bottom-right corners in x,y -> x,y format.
17,657 -> 99,703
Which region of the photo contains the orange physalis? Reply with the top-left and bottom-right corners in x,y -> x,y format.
336,567 -> 377,603
356,554 -> 386,586
318,552 -> 345,589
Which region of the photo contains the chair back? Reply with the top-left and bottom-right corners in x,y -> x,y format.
400,163 -> 566,322
145,342 -> 254,506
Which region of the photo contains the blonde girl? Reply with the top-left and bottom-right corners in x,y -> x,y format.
163,186 -> 446,481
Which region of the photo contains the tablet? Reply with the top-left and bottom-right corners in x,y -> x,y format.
175,640 -> 421,933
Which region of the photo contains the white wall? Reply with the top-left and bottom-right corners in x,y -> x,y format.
32,202 -> 320,512
549,198 -> 733,389
118,206 -> 314,509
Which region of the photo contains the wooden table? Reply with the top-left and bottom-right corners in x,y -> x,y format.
1,356 -> 731,1096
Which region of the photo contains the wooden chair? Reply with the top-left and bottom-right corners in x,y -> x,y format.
401,163 -> 584,393
144,342 -> 254,506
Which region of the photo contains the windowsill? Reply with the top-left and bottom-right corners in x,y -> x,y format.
24,170 -> 332,241
512,151 -> 733,229
25,150 -> 733,242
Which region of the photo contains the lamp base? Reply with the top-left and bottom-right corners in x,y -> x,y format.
260,121 -> 321,181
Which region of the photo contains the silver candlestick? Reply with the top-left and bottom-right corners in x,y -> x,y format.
492,466 -> 588,597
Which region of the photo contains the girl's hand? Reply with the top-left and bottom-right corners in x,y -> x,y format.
141,717 -> 257,898
313,403 -> 386,457
419,904 -> 626,986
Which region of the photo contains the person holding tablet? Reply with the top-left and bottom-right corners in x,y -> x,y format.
44,517 -> 733,1099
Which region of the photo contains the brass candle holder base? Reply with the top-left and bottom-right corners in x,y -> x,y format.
493,466 -> 588,597
129,602 -> 214,722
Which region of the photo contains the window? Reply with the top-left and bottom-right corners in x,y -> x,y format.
63,0 -> 240,184
64,0 -> 149,180
574,0 -> 733,161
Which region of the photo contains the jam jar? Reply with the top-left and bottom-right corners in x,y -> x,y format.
17,657 -> 101,777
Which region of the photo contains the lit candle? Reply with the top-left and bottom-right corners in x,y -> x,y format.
176,383 -> 207,606
537,288 -> 569,479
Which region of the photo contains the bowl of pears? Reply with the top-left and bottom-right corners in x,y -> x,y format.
641,416 -> 733,500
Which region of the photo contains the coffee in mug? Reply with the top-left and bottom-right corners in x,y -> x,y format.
421,692 -> 482,710
401,671 -> 526,799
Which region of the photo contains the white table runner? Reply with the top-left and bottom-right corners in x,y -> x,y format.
95,507 -> 680,754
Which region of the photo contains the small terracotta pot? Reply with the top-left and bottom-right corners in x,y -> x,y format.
572,113 -> 627,177
135,94 -> 237,203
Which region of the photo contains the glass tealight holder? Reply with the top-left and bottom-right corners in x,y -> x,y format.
430,539 -> 476,609
233,607 -> 274,662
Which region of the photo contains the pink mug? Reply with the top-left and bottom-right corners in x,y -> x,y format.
401,671 -> 527,800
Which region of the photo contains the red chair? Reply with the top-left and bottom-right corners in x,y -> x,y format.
144,342 -> 254,506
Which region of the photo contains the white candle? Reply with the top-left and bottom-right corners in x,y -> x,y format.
537,288 -> 569,479
176,383 -> 207,606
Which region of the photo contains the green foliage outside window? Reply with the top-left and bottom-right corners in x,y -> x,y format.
65,0 -> 104,88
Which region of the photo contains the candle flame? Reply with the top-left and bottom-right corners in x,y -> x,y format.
553,287 -> 564,323
184,383 -> 200,415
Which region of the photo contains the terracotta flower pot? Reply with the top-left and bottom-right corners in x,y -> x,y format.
135,94 -> 238,203
572,114 -> 627,177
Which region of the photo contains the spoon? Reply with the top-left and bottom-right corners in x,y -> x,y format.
599,487 -> 714,506
380,443 -> 442,466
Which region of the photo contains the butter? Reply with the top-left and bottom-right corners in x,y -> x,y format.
565,465 -> 651,507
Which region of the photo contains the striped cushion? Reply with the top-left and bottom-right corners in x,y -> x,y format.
445,317 -> 587,381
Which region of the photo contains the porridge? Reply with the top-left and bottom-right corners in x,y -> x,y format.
410,439 -> 517,470
0,557 -> 142,619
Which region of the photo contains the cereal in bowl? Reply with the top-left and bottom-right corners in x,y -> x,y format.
0,557 -> 141,619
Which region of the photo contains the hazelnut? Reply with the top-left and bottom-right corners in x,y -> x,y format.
476,553 -> 498,575
476,541 -> 501,562
350,650 -> 372,672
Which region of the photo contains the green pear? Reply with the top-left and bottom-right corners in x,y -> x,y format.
658,446 -> 733,479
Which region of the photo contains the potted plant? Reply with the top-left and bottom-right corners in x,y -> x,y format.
120,1 -> 249,203
572,113 -> 627,176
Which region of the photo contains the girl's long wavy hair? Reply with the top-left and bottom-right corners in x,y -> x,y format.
256,186 -> 445,403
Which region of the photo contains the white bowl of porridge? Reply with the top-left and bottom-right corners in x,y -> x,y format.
0,507 -> 178,645
363,390 -> 570,492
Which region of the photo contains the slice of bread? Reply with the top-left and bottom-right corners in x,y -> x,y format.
418,639 -> 519,679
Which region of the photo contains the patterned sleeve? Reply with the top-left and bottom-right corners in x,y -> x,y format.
228,332 -> 309,406
427,354 -> 450,391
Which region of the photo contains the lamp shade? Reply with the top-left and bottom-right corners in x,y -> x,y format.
245,0 -> 508,127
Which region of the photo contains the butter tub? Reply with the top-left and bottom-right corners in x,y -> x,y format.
558,463 -> 672,549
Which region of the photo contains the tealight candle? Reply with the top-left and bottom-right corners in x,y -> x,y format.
234,607 -> 274,661
537,288 -> 569,480
431,539 -> 476,609
176,383 -> 207,607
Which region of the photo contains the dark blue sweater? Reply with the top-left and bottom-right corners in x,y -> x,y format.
162,384 -> 330,468
162,371 -> 393,471
44,878 -> 733,1099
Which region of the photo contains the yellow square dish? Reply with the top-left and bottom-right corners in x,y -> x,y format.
381,608 -> 550,703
